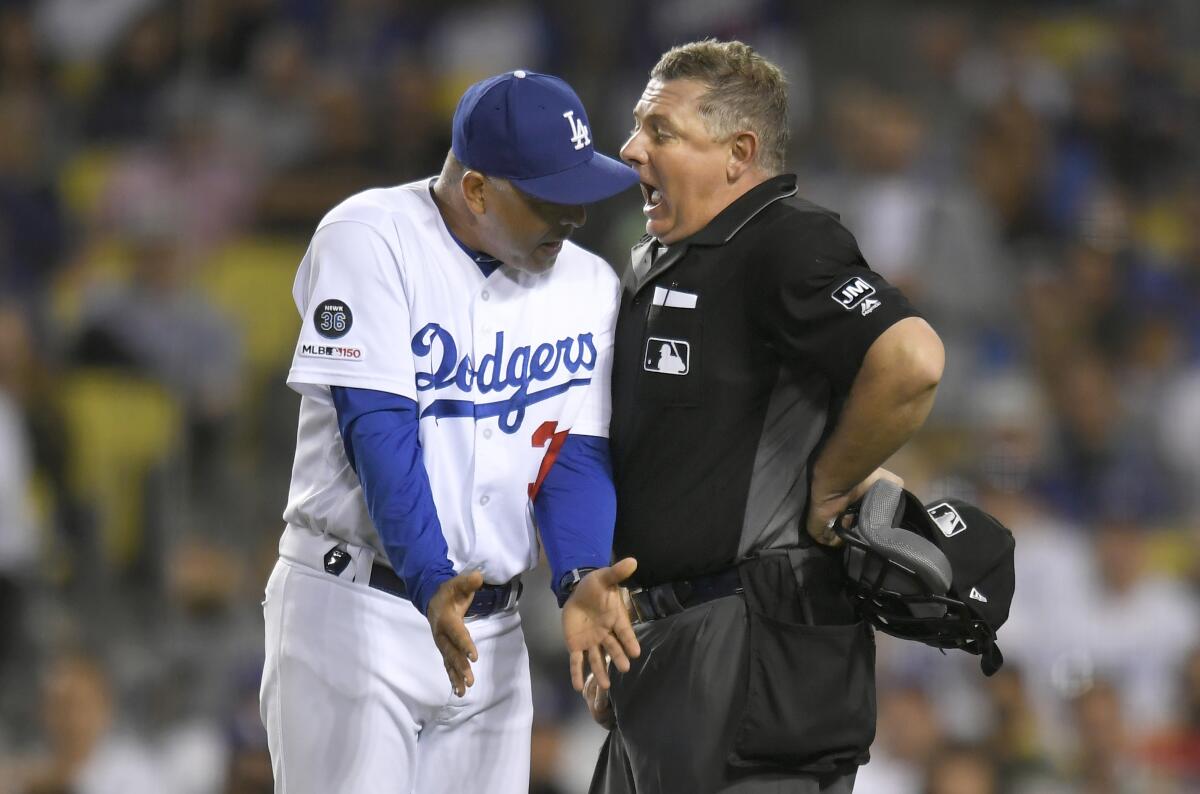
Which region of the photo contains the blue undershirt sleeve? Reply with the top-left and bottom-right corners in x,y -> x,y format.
330,386 -> 455,615
533,434 -> 616,604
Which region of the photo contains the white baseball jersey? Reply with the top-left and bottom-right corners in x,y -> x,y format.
281,178 -> 619,583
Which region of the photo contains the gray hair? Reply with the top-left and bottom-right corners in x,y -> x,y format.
650,39 -> 789,174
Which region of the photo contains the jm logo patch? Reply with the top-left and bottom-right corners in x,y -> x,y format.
644,337 -> 689,375
927,502 -> 967,538
831,277 -> 876,311
563,110 -> 591,150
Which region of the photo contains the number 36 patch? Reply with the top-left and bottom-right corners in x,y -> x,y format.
313,299 -> 353,339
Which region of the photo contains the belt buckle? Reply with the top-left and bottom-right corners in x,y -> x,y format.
624,587 -> 651,625
501,578 -> 522,613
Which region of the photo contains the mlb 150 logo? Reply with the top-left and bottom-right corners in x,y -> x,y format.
300,344 -> 363,360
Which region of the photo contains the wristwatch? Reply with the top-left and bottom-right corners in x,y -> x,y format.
557,567 -> 598,607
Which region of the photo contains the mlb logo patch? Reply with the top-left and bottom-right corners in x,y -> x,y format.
644,337 -> 689,375
927,502 -> 967,538
831,277 -> 876,311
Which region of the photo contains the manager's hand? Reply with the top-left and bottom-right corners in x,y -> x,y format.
426,570 -> 484,697
562,557 -> 640,693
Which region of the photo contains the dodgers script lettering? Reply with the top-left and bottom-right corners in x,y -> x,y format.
411,323 -> 597,433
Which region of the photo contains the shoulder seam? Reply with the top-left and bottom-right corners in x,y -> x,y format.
315,218 -> 403,262
752,203 -> 848,250
315,217 -> 407,285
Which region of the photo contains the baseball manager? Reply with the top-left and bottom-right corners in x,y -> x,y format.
260,70 -> 641,794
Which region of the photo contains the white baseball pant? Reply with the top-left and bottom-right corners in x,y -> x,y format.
260,528 -> 532,793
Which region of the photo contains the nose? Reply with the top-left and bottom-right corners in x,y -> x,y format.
620,131 -> 645,166
560,204 -> 586,229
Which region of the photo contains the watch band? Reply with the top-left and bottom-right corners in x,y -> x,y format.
557,566 -> 599,607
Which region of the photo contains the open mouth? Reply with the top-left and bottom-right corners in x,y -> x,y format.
640,182 -> 663,210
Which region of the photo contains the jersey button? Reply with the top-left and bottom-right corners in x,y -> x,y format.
482,428 -> 493,439
479,495 -> 490,506
481,290 -> 490,301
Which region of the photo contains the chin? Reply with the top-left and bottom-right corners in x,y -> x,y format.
649,224 -> 681,245
514,256 -> 557,274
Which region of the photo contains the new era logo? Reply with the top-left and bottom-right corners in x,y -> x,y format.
831,277 -> 876,311
927,502 -> 967,538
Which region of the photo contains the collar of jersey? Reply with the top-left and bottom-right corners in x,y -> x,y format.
624,174 -> 799,294
427,179 -> 503,277
683,173 -> 799,247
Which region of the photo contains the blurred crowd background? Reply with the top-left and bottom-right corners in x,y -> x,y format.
0,0 -> 1197,792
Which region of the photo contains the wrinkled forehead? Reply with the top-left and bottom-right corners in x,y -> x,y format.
633,77 -> 708,121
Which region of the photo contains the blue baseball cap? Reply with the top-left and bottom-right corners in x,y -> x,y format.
452,70 -> 639,205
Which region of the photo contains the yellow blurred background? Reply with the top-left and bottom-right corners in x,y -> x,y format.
0,1 -> 1197,793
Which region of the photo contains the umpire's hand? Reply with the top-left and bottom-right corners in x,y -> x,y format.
583,671 -> 616,730
562,558 -> 641,693
807,467 -> 904,546
426,570 -> 485,697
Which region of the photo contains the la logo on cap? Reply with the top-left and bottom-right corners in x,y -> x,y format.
563,110 -> 590,150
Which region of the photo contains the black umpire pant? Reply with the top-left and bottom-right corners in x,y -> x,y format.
589,549 -> 874,794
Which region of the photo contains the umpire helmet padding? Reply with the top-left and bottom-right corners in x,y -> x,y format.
843,480 -> 953,609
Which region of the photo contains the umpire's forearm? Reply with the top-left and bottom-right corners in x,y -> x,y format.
809,317 -> 943,505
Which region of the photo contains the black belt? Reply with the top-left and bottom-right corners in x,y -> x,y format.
628,567 -> 744,624
368,564 -> 522,618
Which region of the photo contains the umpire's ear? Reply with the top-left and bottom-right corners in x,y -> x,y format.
461,169 -> 488,215
726,130 -> 759,182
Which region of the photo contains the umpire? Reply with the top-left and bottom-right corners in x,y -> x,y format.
587,40 -> 945,793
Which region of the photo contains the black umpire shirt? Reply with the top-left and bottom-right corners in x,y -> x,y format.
610,174 -> 920,587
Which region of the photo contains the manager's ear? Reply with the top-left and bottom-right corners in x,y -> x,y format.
461,170 -> 488,215
727,131 -> 759,182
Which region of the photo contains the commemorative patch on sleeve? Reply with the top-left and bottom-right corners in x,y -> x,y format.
313,299 -> 353,339
298,343 -> 364,361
